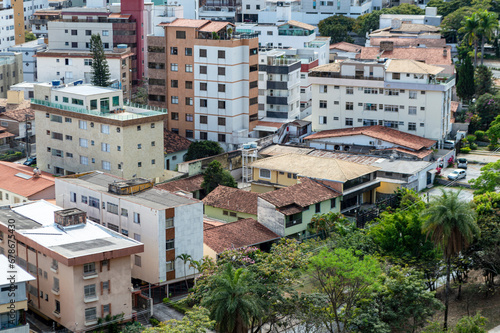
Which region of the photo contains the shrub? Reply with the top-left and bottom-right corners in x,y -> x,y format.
460,147 -> 472,154
466,135 -> 477,143
470,142 -> 478,150
475,130 -> 486,141
488,144 -> 499,151
162,297 -> 170,304
149,318 -> 160,326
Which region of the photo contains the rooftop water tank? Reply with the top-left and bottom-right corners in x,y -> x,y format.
117,44 -> 127,49
52,80 -> 61,87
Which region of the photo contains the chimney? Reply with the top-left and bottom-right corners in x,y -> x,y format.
54,208 -> 87,228
380,41 -> 394,52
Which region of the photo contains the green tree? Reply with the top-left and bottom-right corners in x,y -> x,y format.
470,93 -> 498,130
475,64 -> 495,96
202,160 -> 237,194
25,31 -> 37,42
201,264 -> 265,333
309,211 -> 351,239
421,190 -> 479,331
470,160 -> 500,194
477,10 -> 498,65
90,34 -> 111,87
457,56 -> 476,103
308,248 -> 381,333
487,113 -> 500,145
440,7 -> 474,43
176,253 -> 192,291
143,307 -> 214,333
454,313 -> 488,332
460,12 -> 481,67
185,141 -> 223,161
132,78 -> 148,104
318,15 -> 355,43
352,266 -> 443,333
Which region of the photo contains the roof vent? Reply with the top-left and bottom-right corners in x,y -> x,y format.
54,208 -> 87,228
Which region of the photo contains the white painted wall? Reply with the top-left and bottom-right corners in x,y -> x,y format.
0,8 -> 15,53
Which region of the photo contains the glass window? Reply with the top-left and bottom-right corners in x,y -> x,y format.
85,307 -> 97,322
112,96 -> 119,106
259,169 -> 271,178
101,125 -> 110,134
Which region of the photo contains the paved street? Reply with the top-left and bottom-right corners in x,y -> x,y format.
440,163 -> 482,185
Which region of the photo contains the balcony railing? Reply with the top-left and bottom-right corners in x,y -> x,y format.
286,218 -> 302,228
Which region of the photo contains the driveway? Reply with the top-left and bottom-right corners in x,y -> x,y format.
440,163 -> 481,186
422,187 -> 475,203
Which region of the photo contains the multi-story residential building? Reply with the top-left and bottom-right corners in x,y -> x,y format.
0,91 -> 35,148
2,0 -> 49,36
198,0 -> 239,22
33,85 -> 168,179
257,49 -> 301,127
0,255 -> 35,333
202,185 -> 259,222
0,7 -> 15,52
309,59 -> 455,144
366,21 -> 444,47
0,53 -> 23,98
148,18 -> 259,150
163,129 -> 192,171
30,9 -> 61,37
56,172 -> 203,302
0,200 -> 144,333
8,38 -> 47,82
379,8 -> 441,29
250,153 -> 380,215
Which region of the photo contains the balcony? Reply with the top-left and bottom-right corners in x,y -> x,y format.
286,218 -> 302,228
267,81 -> 288,90
84,294 -> 99,303
267,96 -> 288,105
51,287 -> 60,295
83,270 -> 98,280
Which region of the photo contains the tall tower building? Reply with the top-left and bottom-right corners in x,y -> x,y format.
12,0 -> 25,45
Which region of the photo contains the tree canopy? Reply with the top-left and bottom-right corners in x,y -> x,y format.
470,160 -> 500,194
201,160 -> 237,194
185,141 -> 224,161
318,15 -> 355,43
143,307 -> 214,333
90,34 -> 111,87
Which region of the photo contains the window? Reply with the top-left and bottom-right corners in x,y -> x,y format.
171,80 -> 178,88
170,47 -> 178,55
80,156 -> 89,165
408,122 -> 417,131
81,196 -> 88,204
186,130 -> 194,138
186,114 -> 194,122
84,59 -> 92,66
176,30 -> 186,39
133,212 -> 140,224
170,112 -> 179,121
218,84 -> 226,92
170,63 -> 178,71
166,239 -> 175,250
218,134 -> 226,142
166,261 -> 174,271
331,198 -> 336,209
52,132 -> 63,140
200,132 -> 208,140
102,30 -> 109,36
138,162 -> 142,167
51,115 -> 62,123
199,49 -> 207,57
185,64 -> 193,72
259,169 -> 271,179
315,203 -> 321,213
107,203 -> 118,214
85,30 -> 91,36
53,277 -> 59,292
218,67 -> 226,76
218,101 -> 226,109
345,102 -> 353,110
218,117 -> 226,126
345,118 -> 353,126
84,284 -> 96,300
218,50 -> 225,59
267,31 -> 273,35
320,85 -> 328,93
364,103 -> 377,111
319,116 -> 327,124
384,89 -> 399,96
185,81 -> 193,89
200,66 -> 207,74
79,138 -> 88,148
71,29 -> 77,35
185,97 -> 193,106
79,120 -> 87,130
200,99 -> 208,107
171,96 -> 179,104
384,105 -> 399,112
409,91 -> 417,99
319,100 -> 327,108
83,263 -> 96,276
85,307 -> 97,322
102,304 -> 110,315
71,42 -> 78,48
392,73 -> 400,80
420,107 -> 426,111
185,47 -> 192,56
89,196 -> 99,208
137,143 -> 142,149
100,125 -> 110,134
70,192 -> 76,202
409,106 -> 417,115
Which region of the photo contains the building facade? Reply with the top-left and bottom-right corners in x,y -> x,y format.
33,85 -> 167,179
0,7 -> 15,52
0,53 -> 22,98
309,59 -> 454,144
148,19 -> 259,150
8,38 -> 47,82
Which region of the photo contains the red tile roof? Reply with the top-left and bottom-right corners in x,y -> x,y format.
256,121 -> 285,129
379,147 -> 433,159
164,129 -> 192,154
155,174 -> 204,193
305,125 -> 436,151
330,41 -> 363,53
0,108 -> 34,122
369,38 -> 447,47
204,218 -> 279,253
198,21 -> 234,32
259,178 -> 340,215
202,185 -> 259,215
159,18 -> 210,28
358,46 -> 452,66
0,162 -> 55,198
0,131 -> 15,139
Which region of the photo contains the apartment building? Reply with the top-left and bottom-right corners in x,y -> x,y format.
56,172 -> 203,302
33,85 -> 167,179
30,9 -> 61,37
309,59 -> 455,144
0,53 -> 23,98
0,200 -> 144,333
0,255 -> 35,333
8,38 -> 47,82
1,0 -> 49,37
148,19 -> 259,150
0,7 -> 15,52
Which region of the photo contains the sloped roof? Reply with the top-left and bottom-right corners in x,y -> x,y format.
155,175 -> 204,193
204,218 -> 279,253
279,20 -> 316,31
309,62 -> 340,73
159,18 -> 209,28
199,21 -> 234,32
0,162 -> 55,198
202,185 -> 259,215
391,23 -> 440,33
250,154 -> 380,182
0,107 -> 34,122
330,41 -> 363,53
359,46 -> 452,66
386,59 -> 444,75
368,38 -> 447,47
259,178 -> 340,211
164,129 -> 192,154
304,125 -> 436,151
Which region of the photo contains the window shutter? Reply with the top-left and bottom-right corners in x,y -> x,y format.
109,303 -> 112,316
108,260 -> 111,271
100,281 -> 103,295
100,261 -> 103,272
101,304 -> 104,316
108,280 -> 111,294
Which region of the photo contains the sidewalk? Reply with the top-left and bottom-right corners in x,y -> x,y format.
490,325 -> 500,333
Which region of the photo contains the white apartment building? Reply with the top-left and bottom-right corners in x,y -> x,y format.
8,38 -> 47,82
33,85 -> 168,179
2,0 -> 49,28
56,172 -> 204,300
257,49 -> 301,122
47,18 -> 114,52
309,59 -> 454,143
0,7 -> 15,52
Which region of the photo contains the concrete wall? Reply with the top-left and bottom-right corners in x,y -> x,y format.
204,205 -> 257,223
257,197 -> 285,236
164,149 -> 188,171
177,150 -> 243,176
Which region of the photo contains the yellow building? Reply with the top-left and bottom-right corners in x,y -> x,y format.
202,185 -> 259,223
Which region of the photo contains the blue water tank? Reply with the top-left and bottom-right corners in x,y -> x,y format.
117,44 -> 127,49
73,80 -> 83,86
52,80 -> 61,87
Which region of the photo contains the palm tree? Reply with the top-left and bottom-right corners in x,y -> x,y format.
460,13 -> 481,68
176,253 -> 192,291
477,10 -> 499,65
421,190 -> 479,331
202,264 -> 265,333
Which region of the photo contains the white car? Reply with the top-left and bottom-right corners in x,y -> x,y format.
448,169 -> 466,181
443,140 -> 455,149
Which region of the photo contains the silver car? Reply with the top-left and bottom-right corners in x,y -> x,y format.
448,169 -> 466,180
457,158 -> 468,169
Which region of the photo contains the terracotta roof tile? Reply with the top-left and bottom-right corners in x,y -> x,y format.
202,185 -> 259,215
204,218 -> 279,253
330,42 -> 363,53
159,18 -> 210,28
0,102 -> 34,122
359,46 -> 452,66
164,129 -> 192,154
279,20 -> 316,31
386,59 -> 444,75
0,131 -> 15,139
305,125 -> 436,151
256,121 -> 285,129
155,175 -> 204,193
369,38 -> 446,47
379,147 -> 433,159
0,162 -> 55,198
198,21 -> 234,32
259,178 -> 340,213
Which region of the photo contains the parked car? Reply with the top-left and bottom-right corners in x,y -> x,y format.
448,169 -> 466,181
443,140 -> 455,149
23,156 -> 36,166
457,158 -> 468,169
